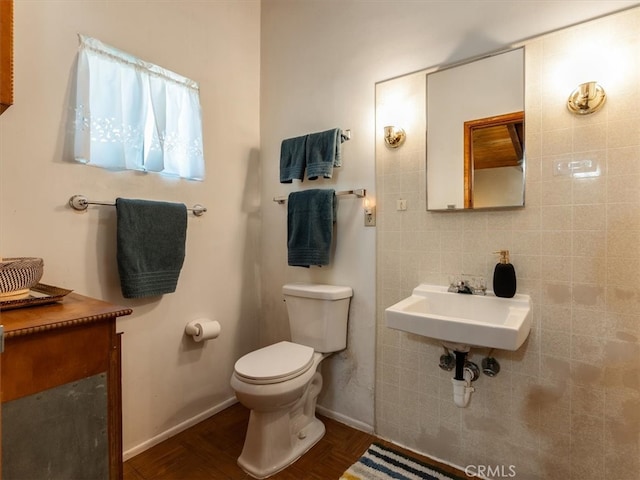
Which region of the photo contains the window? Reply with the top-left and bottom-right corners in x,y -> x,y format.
74,35 -> 205,180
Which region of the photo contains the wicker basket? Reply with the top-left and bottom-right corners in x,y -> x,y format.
0,257 -> 44,296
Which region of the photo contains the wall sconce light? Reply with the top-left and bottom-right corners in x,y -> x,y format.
567,81 -> 606,115
384,126 -> 406,148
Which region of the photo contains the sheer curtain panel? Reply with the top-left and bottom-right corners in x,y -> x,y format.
74,35 -> 205,180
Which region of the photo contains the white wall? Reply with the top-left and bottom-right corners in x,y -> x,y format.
0,0 -> 261,457
474,166 -> 524,208
260,0 -> 638,432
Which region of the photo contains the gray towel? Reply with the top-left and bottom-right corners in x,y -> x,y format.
115,198 -> 187,298
280,135 -> 307,183
287,189 -> 336,267
306,128 -> 344,180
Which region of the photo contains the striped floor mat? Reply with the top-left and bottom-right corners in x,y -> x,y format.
340,443 -> 463,480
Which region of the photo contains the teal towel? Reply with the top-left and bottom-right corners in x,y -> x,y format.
280,135 -> 307,183
306,128 -> 344,180
115,198 -> 187,298
287,189 -> 336,267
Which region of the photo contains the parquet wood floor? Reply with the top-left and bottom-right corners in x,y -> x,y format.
124,402 -> 470,479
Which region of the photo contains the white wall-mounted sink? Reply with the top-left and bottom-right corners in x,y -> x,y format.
385,284 -> 531,351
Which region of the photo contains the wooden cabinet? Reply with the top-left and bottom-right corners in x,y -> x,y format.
1,293 -> 132,479
0,0 -> 13,114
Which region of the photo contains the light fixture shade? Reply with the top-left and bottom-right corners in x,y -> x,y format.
567,81 -> 606,115
384,126 -> 406,148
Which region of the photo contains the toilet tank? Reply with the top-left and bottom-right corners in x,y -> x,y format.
282,283 -> 353,353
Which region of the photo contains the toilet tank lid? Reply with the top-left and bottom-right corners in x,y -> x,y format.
282,283 -> 353,300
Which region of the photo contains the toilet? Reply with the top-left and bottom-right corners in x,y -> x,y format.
230,283 -> 353,479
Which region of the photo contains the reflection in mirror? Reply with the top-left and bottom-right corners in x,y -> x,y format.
464,111 -> 524,209
426,48 -> 524,210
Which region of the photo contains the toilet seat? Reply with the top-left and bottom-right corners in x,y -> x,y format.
234,341 -> 315,385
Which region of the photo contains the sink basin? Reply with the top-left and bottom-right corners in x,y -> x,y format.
385,284 -> 531,351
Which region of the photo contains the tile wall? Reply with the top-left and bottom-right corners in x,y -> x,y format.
375,7 -> 640,480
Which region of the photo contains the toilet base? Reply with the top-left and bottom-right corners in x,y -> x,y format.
237,413 -> 325,479
236,370 -> 326,479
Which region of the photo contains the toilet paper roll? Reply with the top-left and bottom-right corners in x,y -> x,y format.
186,319 -> 221,342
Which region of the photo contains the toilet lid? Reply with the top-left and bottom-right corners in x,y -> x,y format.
234,341 -> 315,385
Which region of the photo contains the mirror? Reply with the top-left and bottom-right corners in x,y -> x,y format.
426,48 -> 524,210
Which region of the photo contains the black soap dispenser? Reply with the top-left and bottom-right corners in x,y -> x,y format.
493,250 -> 516,298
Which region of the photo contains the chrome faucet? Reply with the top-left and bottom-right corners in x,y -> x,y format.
448,275 -> 486,295
448,280 -> 473,294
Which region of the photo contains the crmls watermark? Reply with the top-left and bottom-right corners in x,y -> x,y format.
464,464 -> 517,478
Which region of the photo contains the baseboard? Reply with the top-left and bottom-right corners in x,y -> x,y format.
316,405 -> 374,434
375,434 -> 474,478
122,396 -> 238,461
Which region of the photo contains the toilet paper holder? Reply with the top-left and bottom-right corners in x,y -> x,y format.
185,319 -> 221,342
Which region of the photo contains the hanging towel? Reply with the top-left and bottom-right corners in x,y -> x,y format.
115,198 -> 187,298
287,189 -> 337,267
336,130 -> 349,167
306,128 -> 344,180
280,135 -> 308,183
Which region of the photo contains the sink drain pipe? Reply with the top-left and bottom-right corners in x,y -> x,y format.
452,351 -> 475,408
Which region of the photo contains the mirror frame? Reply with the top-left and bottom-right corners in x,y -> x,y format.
463,111 -> 525,208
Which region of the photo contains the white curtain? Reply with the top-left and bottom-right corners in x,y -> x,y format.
74,35 -> 205,180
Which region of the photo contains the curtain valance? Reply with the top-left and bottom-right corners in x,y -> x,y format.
74,35 -> 205,180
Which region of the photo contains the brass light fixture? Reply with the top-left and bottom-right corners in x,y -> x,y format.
384,126 -> 406,148
567,81 -> 606,115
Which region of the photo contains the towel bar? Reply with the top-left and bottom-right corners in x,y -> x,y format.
68,195 -> 207,217
273,188 -> 366,204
